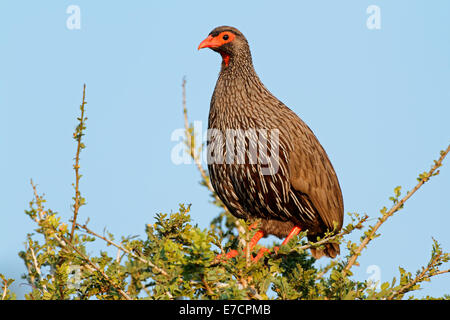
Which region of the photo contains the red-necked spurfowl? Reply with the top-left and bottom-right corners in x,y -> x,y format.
198,26 -> 344,260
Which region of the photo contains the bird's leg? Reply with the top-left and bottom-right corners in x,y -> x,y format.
273,225 -> 302,254
216,223 -> 266,261
282,226 -> 302,246
251,246 -> 271,262
217,225 -> 303,262
249,230 -> 265,250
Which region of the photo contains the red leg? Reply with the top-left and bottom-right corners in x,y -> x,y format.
217,225 -> 302,261
253,225 -> 302,260
281,226 -> 302,246
249,230 -> 265,250
220,249 -> 238,259
216,228 -> 265,261
251,247 -> 270,262
274,225 -> 302,254
248,222 -> 259,230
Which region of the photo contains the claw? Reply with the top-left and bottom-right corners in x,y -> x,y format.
215,227 -> 266,263
251,247 -> 271,262
215,249 -> 238,261
215,225 -> 301,263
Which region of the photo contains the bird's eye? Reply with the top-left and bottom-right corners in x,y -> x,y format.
223,34 -> 229,41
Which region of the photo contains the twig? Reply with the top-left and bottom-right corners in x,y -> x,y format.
75,222 -> 169,277
315,260 -> 338,280
342,145 -> 450,276
1,279 -> 8,300
265,214 -> 368,267
182,77 -> 214,192
27,238 -> 49,294
30,179 -> 45,222
298,226 -> 357,253
70,84 -> 87,242
31,181 -> 124,298
115,248 -> 121,264
387,254 -> 450,300
28,241 -> 41,277
54,233 -> 132,300
248,285 -> 264,300
202,276 -> 214,296
433,269 -> 450,276
23,255 -> 36,287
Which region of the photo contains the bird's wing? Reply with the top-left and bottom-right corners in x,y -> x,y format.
287,117 -> 344,232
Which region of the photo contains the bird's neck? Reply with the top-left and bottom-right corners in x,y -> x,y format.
210,52 -> 270,129
218,51 -> 261,90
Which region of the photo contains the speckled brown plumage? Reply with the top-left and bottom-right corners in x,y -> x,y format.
201,26 -> 344,258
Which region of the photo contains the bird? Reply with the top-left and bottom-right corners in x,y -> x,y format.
198,26 -> 344,260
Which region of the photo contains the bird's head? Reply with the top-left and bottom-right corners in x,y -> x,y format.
198,26 -> 250,67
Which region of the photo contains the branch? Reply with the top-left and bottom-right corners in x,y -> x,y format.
1,278 -> 8,300
343,145 -> 450,276
30,179 -> 45,222
299,216 -> 367,254
70,84 -> 87,242
30,180 -> 131,299
387,252 -> 450,300
433,269 -> 450,276
27,237 -> 48,293
54,233 -> 132,300
75,222 -> 169,277
182,77 -> 214,193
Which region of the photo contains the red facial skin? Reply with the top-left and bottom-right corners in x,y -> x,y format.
198,31 -> 236,66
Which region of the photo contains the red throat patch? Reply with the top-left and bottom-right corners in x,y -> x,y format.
220,52 -> 230,67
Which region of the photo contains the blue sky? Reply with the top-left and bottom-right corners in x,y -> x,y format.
1,0 -> 449,298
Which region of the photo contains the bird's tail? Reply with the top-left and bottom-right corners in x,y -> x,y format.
309,242 -> 340,259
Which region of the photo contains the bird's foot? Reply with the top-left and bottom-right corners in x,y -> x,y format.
215,226 -> 298,263
251,247 -> 271,262
215,237 -> 298,263
215,249 -> 238,261
215,247 -> 271,263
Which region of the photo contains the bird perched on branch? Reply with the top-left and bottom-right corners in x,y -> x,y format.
198,26 -> 343,260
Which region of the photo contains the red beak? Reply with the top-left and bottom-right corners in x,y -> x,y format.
198,35 -> 222,50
